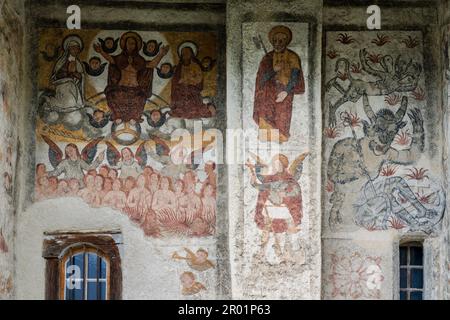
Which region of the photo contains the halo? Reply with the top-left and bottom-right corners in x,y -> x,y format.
62,35 -> 84,51
119,31 -> 143,52
268,25 -> 292,46
177,41 -> 198,58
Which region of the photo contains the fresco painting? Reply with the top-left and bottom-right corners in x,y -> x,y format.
171,247 -> 215,297
35,29 -> 219,238
324,248 -> 384,300
252,25 -> 305,143
323,31 -> 445,233
240,22 -> 314,298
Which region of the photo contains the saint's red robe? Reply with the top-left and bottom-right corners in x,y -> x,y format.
105,50 -> 153,122
253,49 -> 305,140
170,61 -> 214,119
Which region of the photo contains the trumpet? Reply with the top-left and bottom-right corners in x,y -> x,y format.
171,252 -> 189,260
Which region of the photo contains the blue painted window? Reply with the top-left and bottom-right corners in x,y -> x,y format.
399,243 -> 423,300
63,248 -> 109,300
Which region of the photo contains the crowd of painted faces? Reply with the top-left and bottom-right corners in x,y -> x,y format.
34,151 -> 217,237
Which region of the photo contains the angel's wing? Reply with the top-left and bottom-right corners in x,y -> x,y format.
288,152 -> 309,180
95,63 -> 108,75
105,141 -> 121,166
135,141 -> 147,168
81,138 -> 103,164
41,135 -> 63,169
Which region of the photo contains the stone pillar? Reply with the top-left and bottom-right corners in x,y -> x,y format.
227,0 -> 323,299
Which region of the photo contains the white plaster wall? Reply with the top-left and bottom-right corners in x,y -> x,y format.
16,197 -> 218,299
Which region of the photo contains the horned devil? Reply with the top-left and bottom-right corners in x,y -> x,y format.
327,93 -> 428,228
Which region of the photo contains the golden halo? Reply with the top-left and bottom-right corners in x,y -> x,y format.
268,25 -> 292,46
119,31 -> 143,52
177,41 -> 198,58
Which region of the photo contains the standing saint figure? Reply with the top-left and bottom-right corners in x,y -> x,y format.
253,25 -> 305,143
94,31 -> 169,124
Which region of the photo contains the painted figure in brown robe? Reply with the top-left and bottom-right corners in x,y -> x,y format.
94,31 -> 169,124
170,42 -> 215,119
253,25 -> 305,142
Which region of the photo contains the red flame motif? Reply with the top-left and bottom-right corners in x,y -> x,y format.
327,49 -> 339,59
336,33 -> 356,45
389,217 -> 406,230
401,35 -> 419,48
384,93 -> 401,106
406,167 -> 429,180
350,62 -> 362,73
371,33 -> 391,46
324,126 -> 341,139
394,130 -> 411,146
368,53 -> 383,64
341,111 -> 361,128
380,164 -> 398,177
415,191 -> 434,204
411,87 -> 425,101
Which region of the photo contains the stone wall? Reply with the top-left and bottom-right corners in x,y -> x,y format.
440,0 -> 450,300
3,0 -> 450,300
0,0 -> 24,299
226,0 -> 323,299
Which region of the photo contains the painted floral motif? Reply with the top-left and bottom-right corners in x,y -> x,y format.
328,252 -> 384,300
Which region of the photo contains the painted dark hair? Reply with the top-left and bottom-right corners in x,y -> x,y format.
65,143 -> 80,159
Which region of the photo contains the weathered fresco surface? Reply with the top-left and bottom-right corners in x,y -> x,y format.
323,31 -> 445,234
172,247 -> 215,298
322,241 -> 387,300
241,22 -> 315,298
444,23 -> 450,300
35,28 -> 220,238
0,2 -> 22,299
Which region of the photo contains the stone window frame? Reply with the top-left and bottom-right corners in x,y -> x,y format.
42,231 -> 122,300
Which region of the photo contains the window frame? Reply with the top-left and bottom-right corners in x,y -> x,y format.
42,232 -> 122,300
399,241 -> 424,300
59,245 -> 111,300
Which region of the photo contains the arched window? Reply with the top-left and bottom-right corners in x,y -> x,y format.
399,241 -> 424,300
43,232 -> 122,300
60,246 -> 109,300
